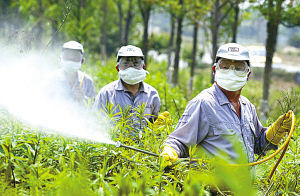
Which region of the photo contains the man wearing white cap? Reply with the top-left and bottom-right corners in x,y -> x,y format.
51,41 -> 95,102
161,43 -> 295,166
94,45 -> 161,124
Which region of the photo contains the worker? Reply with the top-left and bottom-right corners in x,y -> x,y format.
50,41 -> 95,102
93,45 -> 161,124
161,43 -> 295,166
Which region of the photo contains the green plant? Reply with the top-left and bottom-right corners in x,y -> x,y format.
0,58 -> 299,195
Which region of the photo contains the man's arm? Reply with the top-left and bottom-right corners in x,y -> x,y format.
164,99 -> 209,158
93,89 -> 108,111
250,104 -> 277,155
85,79 -> 95,100
151,94 -> 161,121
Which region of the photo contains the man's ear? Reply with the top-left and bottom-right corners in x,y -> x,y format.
247,71 -> 251,81
143,64 -> 146,70
212,63 -> 216,74
116,64 -> 119,72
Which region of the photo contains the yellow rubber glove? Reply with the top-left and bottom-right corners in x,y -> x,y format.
266,110 -> 294,145
154,111 -> 171,126
161,145 -> 178,166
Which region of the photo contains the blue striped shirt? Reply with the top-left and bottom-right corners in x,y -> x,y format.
94,79 -> 161,123
166,83 -> 276,162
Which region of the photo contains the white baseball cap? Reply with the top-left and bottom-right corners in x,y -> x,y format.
216,43 -> 250,65
117,45 -> 144,62
62,41 -> 84,54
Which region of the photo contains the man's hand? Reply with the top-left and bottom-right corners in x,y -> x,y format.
154,111 -> 171,126
161,145 -> 178,166
266,110 -> 295,145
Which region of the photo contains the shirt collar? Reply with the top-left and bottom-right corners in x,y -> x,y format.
213,83 -> 230,105
213,83 -> 246,105
116,79 -> 125,91
239,96 -> 246,105
116,79 -> 148,93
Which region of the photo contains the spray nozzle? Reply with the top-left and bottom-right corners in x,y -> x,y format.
115,141 -> 121,148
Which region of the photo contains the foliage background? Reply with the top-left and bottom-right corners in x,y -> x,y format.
0,0 -> 300,195
0,57 -> 299,195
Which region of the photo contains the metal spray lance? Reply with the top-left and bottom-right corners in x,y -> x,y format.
115,141 -> 159,157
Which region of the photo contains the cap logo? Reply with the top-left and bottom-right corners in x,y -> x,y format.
228,47 -> 239,52
127,48 -> 135,52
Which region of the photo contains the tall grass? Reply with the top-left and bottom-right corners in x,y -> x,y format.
0,58 -> 299,195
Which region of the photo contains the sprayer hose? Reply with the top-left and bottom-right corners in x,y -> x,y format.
230,111 -> 296,167
180,112 -> 296,167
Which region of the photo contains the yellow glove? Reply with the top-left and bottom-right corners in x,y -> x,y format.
154,111 -> 171,126
160,145 -> 178,166
266,110 -> 295,145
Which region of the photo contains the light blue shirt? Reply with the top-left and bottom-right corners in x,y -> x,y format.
50,69 -> 95,102
94,79 -> 161,122
166,83 -> 276,162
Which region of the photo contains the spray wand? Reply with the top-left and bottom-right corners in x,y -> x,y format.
114,111 -> 296,168
115,141 -> 159,157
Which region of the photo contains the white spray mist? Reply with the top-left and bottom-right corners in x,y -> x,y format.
0,44 -> 114,145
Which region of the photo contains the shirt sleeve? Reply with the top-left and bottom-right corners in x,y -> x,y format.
85,79 -> 95,100
152,93 -> 161,117
165,99 -> 209,157
250,104 -> 277,155
93,89 -> 108,111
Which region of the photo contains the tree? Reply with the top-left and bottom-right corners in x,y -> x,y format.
137,0 -> 158,65
161,0 -> 178,81
231,0 -> 241,43
15,0 -> 47,49
209,0 -> 233,83
0,0 -> 20,37
185,0 -> 210,93
115,0 -> 134,46
116,0 -> 123,44
168,13 -> 176,73
172,0 -> 184,86
100,0 -> 108,64
258,0 -> 300,117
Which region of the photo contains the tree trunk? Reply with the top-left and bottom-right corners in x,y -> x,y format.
167,13 -> 175,69
262,23 -> 279,101
141,8 -> 151,66
49,0 -> 59,46
189,21 -> 198,93
100,0 -> 108,64
124,0 -> 133,45
232,1 -> 239,43
117,2 -> 123,45
210,0 -> 220,84
0,0 -> 10,37
210,0 -> 233,83
36,0 -> 43,49
172,0 -> 184,86
261,0 -> 283,119
167,13 -> 175,82
81,0 -> 86,8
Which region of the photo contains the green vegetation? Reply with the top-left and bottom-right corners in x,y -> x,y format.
0,59 -> 299,195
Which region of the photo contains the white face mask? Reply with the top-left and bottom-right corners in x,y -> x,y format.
61,60 -> 81,72
215,68 -> 249,91
118,67 -> 149,85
